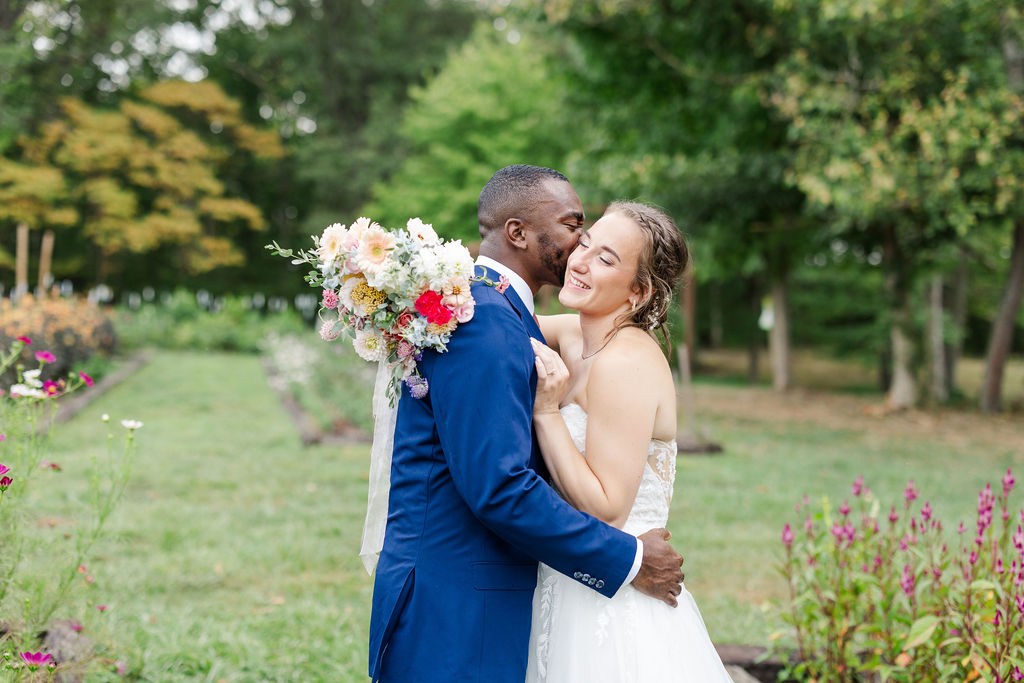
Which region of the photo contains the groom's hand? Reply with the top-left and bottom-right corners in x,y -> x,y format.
632,528 -> 684,607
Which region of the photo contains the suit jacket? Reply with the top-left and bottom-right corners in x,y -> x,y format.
368,266 -> 638,682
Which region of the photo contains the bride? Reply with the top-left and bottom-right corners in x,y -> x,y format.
527,201 -> 733,682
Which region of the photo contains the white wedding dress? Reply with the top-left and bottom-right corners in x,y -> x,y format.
525,403 -> 734,683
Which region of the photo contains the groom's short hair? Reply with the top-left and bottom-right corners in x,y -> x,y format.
478,164 -> 569,237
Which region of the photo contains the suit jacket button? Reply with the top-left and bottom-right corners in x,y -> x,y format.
573,571 -> 582,579
588,577 -> 597,586
596,580 -> 605,589
581,573 -> 590,582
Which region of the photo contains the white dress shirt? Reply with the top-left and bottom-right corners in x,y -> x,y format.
475,255 -> 645,593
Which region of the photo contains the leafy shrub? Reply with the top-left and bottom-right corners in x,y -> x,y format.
114,289 -> 308,353
775,472 -> 1024,682
0,294 -> 116,385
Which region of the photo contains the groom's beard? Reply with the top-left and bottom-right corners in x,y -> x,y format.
538,234 -> 569,287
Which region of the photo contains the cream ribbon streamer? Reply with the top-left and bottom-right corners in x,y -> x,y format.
359,359 -> 399,574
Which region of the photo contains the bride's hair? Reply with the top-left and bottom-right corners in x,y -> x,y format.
604,201 -> 690,351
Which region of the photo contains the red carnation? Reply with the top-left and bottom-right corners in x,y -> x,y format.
415,291 -> 453,325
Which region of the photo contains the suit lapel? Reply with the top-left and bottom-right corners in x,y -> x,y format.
474,265 -> 545,343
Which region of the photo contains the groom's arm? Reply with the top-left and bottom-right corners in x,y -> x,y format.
427,298 -> 638,598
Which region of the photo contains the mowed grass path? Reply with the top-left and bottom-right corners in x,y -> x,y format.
36,351 -> 375,681
28,350 -> 1024,680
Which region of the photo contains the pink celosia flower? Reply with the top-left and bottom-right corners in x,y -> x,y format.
17,336 -> 32,345
852,475 -> 864,497
804,514 -> 813,535
957,521 -> 967,534
904,479 -> 918,505
20,651 -> 51,668
839,501 -> 851,517
35,350 -> 56,363
900,564 -> 915,597
1004,468 -> 1016,497
79,371 -> 94,387
969,550 -> 979,565
888,506 -> 899,524
781,523 -> 794,549
1013,525 -> 1024,551
495,275 -> 510,294
1013,666 -> 1023,681
921,501 -> 932,523
997,558 -> 1005,574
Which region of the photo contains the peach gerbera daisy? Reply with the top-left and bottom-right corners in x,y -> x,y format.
355,226 -> 395,276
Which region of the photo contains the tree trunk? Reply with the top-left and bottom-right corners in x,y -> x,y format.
769,276 -> 792,391
0,0 -> 29,32
928,274 -> 948,403
37,229 -> 54,295
747,279 -> 760,384
14,222 -> 28,300
682,269 -> 697,367
883,225 -> 916,409
709,281 -> 723,348
944,251 -> 968,397
980,222 -> 1024,412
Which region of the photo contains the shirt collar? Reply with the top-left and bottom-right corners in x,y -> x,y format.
475,255 -> 535,315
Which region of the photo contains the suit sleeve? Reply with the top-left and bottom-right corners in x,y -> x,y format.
425,296 -> 637,598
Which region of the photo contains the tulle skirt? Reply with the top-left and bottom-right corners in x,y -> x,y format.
525,563 -> 734,683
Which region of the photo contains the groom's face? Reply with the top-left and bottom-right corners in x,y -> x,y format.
525,179 -> 586,287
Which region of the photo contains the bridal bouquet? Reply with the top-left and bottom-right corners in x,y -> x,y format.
266,217 -> 477,401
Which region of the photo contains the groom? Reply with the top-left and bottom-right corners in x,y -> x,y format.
368,165 -> 684,682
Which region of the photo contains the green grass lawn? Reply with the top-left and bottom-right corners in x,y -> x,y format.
20,350 -> 1024,681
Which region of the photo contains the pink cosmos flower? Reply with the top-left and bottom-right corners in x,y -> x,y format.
40,461 -> 62,471
96,605 -> 108,612
43,380 -> 61,396
495,275 -> 510,294
79,371 -> 94,387
35,350 -> 56,363
0,464 -> 8,476
17,336 -> 32,345
0,433 -> 5,441
0,476 -> 12,491
70,620 -> 83,632
20,651 -> 52,668
781,523 -> 794,549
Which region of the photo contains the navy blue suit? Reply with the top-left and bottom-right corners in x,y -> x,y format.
368,266 -> 638,682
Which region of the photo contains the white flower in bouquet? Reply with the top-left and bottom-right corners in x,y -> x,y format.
337,275 -> 363,312
353,328 -> 388,362
407,217 -> 439,246
317,223 -> 349,264
319,317 -> 343,341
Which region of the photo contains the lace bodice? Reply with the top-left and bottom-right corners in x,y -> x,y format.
559,403 -> 676,536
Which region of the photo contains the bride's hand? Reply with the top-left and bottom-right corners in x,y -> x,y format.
531,338 -> 568,415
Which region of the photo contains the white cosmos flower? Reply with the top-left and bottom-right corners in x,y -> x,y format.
120,419 -> 144,430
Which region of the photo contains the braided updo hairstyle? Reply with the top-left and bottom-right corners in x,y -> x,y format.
605,201 -> 690,350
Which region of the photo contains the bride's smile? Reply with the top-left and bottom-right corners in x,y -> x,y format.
558,212 -> 644,319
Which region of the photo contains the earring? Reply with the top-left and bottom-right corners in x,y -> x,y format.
630,299 -> 637,311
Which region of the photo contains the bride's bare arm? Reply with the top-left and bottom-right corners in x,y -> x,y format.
531,340 -> 657,528
535,313 -> 578,354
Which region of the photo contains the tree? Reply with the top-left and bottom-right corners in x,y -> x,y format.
765,0 -> 1023,408
524,0 -> 809,386
0,80 -> 282,286
362,22 -> 576,241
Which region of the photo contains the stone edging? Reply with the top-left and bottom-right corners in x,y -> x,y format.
260,357 -> 371,447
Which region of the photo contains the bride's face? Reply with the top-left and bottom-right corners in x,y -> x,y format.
558,211 -> 643,316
